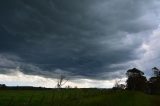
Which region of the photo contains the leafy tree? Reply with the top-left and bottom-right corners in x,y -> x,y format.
152,67 -> 160,77
126,68 -> 147,91
0,84 -> 6,88
148,67 -> 160,93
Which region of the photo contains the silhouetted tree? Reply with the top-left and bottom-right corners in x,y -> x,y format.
0,84 -> 6,88
112,80 -> 125,90
57,75 -> 68,88
65,85 -> 71,88
152,67 -> 160,77
148,67 -> 160,94
126,68 -> 147,91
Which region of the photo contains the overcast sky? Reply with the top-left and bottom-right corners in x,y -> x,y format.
0,0 -> 160,88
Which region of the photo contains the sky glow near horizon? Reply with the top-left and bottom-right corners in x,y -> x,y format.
0,0 -> 160,88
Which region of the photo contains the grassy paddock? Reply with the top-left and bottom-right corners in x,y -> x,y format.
0,89 -> 159,106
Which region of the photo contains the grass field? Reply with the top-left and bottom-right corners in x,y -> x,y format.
0,89 -> 159,106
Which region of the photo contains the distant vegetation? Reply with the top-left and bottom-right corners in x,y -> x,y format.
112,67 -> 160,94
0,67 -> 160,106
125,67 -> 160,94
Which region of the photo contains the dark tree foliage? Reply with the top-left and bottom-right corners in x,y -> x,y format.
126,75 -> 147,91
152,67 -> 160,77
0,84 -> 6,88
148,67 -> 160,94
126,68 -> 147,91
126,68 -> 144,77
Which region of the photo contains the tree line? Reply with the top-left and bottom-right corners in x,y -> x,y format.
124,67 -> 160,94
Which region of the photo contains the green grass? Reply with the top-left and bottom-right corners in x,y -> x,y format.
0,89 -> 159,106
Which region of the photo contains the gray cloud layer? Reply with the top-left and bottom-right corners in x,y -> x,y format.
0,0 -> 160,80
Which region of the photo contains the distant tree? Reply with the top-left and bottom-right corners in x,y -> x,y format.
112,80 -> 126,90
74,86 -> 78,89
65,85 -> 71,88
126,68 -> 144,77
57,75 -> 68,88
114,80 -> 121,88
0,84 -> 6,88
148,67 -> 160,94
152,67 -> 160,77
126,68 -> 147,91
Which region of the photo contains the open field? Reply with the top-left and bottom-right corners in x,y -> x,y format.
0,89 -> 159,106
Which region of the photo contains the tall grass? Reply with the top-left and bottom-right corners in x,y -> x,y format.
0,89 -> 159,106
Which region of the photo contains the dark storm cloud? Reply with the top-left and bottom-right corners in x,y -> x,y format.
0,0 -> 158,79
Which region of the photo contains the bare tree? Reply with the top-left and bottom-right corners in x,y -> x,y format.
113,80 -> 125,90
114,80 -> 121,88
57,75 -> 68,88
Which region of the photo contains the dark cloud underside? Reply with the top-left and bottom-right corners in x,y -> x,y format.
0,0 -> 158,79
